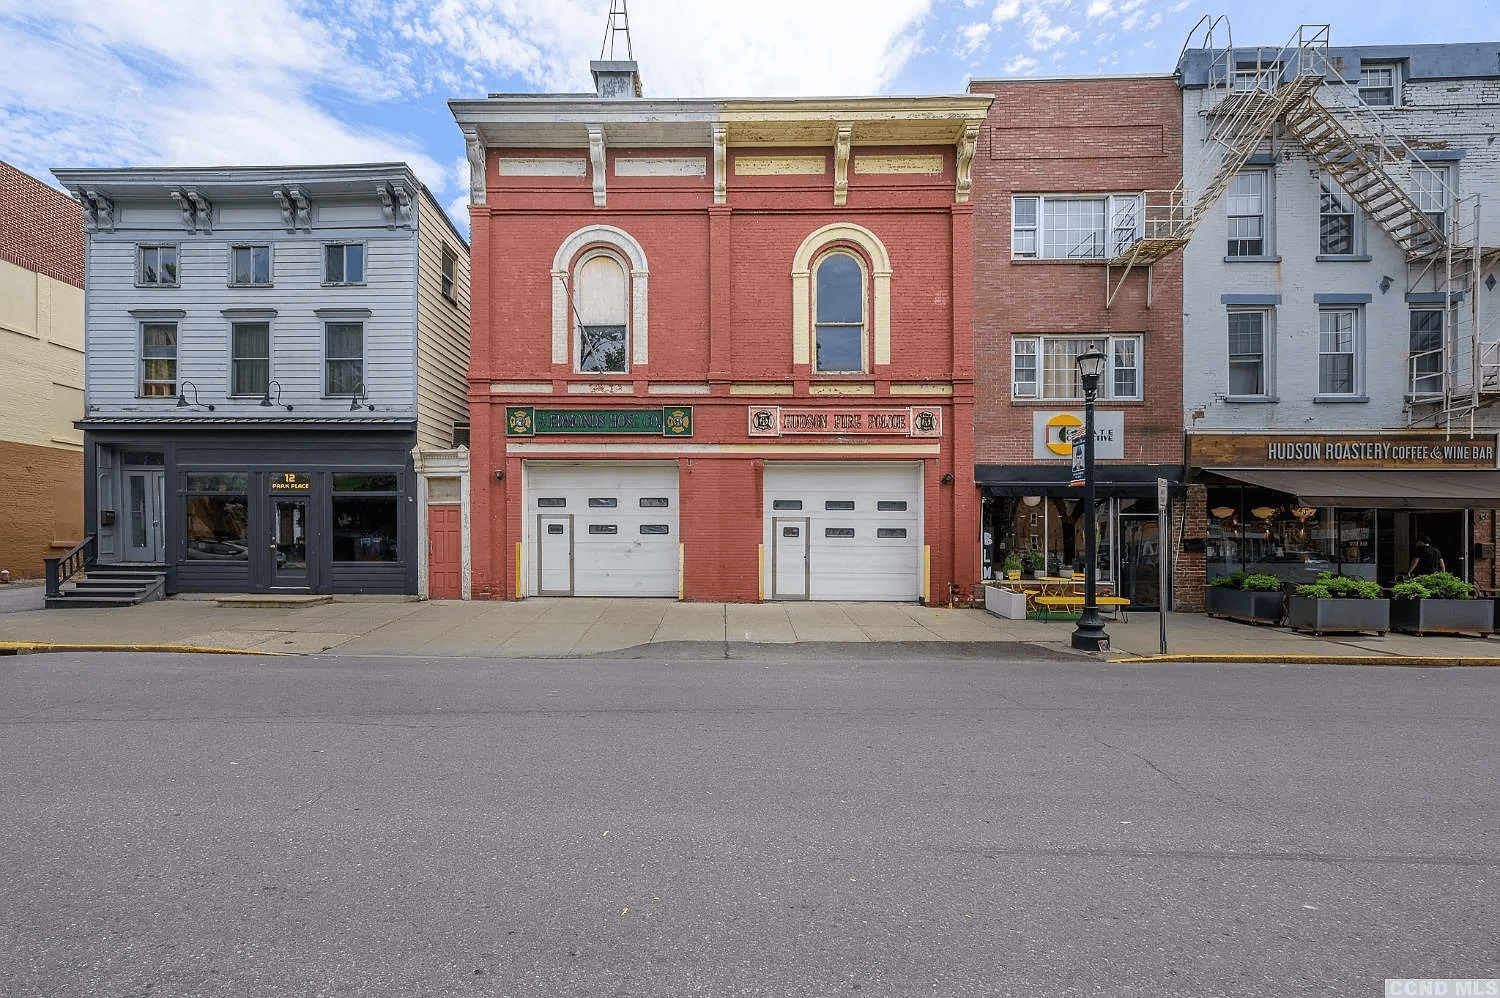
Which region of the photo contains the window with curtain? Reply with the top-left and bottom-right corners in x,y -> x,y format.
324,321 -> 363,395
140,322 -> 177,397
1227,310 -> 1269,396
814,251 -> 864,373
231,321 -> 270,397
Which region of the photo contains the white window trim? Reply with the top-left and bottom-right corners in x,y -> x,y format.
1009,334 -> 1144,402
1317,174 -> 1362,257
1010,194 -> 1143,261
136,243 -> 180,288
551,224 -> 649,369
792,222 -> 891,368
1408,308 -> 1446,397
138,318 -> 179,399
1316,306 -> 1363,398
1226,170 -> 1271,259
810,248 -> 869,374
1409,162 -> 1454,237
228,243 -> 273,287
572,247 -> 631,375
1357,62 -> 1401,107
1226,307 -> 1275,400
322,241 -> 367,286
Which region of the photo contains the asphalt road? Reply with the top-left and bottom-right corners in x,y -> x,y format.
2,650 -> 1496,997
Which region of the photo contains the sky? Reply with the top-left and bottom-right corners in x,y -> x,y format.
1,0 -> 1493,236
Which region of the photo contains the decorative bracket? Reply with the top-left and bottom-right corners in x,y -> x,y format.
186,189 -> 213,232
956,124 -> 980,204
287,187 -> 311,231
80,189 -> 116,232
712,123 -> 727,205
588,125 -> 607,207
463,127 -> 487,205
833,123 -> 853,207
169,189 -> 195,231
272,188 -> 293,231
376,183 -> 395,227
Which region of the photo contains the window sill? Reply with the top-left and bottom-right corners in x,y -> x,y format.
1315,254 -> 1373,263
1010,257 -> 1109,265
228,283 -> 275,289
1224,395 -> 1279,404
1010,397 -> 1145,405
1223,256 -> 1281,264
134,283 -> 181,289
322,282 -> 368,288
1314,394 -> 1370,403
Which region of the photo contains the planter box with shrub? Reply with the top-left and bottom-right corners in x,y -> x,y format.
983,584 -> 1028,620
1204,572 -> 1284,625
1390,573 -> 1492,636
1285,573 -> 1389,636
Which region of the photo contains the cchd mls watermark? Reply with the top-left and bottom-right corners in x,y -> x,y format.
1386,982 -> 1498,997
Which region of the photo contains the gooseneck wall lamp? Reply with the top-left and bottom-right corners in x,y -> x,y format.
259,380 -> 294,411
175,381 -> 215,411
348,382 -> 375,412
1071,344 -> 1109,653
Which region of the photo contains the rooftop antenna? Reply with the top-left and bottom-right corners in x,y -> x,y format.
600,0 -> 634,61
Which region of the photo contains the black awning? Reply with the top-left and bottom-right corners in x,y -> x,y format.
1210,469 -> 1500,510
976,464 -> 1182,499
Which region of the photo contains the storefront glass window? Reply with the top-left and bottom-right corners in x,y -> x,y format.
333,473 -> 400,562
1206,486 -> 1366,585
185,472 -> 249,561
998,495 -> 1113,583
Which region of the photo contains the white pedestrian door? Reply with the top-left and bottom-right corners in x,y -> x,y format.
124,469 -> 165,562
772,517 -> 809,600
537,515 -> 574,595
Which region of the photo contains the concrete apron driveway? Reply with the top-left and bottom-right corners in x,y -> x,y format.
3,592 -> 1500,663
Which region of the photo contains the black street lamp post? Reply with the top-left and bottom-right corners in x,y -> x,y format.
1071,345 -> 1109,653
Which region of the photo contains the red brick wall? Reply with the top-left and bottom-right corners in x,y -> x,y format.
468,139 -> 977,600
0,439 -> 84,579
968,78 -> 1184,469
0,161 -> 84,289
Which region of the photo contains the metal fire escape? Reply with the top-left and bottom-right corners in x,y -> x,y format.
1113,20 -> 1496,434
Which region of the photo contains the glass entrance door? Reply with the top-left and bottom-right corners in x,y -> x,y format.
1118,513 -> 1161,611
124,470 -> 165,562
270,498 -> 309,589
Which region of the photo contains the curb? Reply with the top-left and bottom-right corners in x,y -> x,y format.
1108,653 -> 1500,666
0,641 -> 289,657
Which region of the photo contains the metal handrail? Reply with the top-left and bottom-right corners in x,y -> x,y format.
44,534 -> 96,598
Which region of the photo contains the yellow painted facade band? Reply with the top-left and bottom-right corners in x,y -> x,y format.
923,545 -> 931,604
679,543 -> 685,600
516,542 -> 523,597
758,544 -> 765,601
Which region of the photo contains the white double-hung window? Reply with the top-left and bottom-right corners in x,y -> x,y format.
1011,334 -> 1142,401
1012,194 -> 1143,260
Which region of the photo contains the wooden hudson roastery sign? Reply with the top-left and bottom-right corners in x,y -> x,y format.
1188,432 -> 1500,470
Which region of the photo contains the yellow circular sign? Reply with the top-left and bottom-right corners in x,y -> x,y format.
1044,413 -> 1084,455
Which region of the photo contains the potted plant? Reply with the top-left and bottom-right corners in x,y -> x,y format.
1020,552 -> 1039,579
1389,572 -> 1492,636
1286,572 -> 1389,636
1204,571 -> 1284,625
1002,553 -> 1022,581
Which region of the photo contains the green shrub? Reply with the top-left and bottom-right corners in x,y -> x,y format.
1304,574 -> 1384,599
1002,553 -> 1021,572
1407,572 -> 1473,599
1241,574 -> 1284,592
1295,583 -> 1332,599
1210,571 -> 1249,589
1391,580 -> 1431,600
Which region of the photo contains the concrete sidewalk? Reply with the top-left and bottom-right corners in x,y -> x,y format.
2,586 -> 1499,664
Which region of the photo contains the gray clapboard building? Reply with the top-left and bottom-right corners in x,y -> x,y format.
49,164 -> 471,599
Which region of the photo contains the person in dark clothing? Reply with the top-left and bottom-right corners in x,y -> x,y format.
1409,535 -> 1445,575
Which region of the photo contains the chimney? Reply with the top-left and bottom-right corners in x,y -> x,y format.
590,60 -> 643,99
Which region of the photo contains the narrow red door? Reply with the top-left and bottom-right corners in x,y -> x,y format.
428,505 -> 462,599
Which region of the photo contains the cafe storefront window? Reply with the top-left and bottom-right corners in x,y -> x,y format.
185,472 -> 249,562
333,473 -> 400,562
1206,487 -> 1379,584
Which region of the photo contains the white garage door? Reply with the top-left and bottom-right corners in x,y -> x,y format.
763,462 -> 922,601
526,462 -> 679,597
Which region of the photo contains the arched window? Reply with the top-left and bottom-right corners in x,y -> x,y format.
791,223 -> 891,372
814,251 -> 865,373
552,225 -> 649,373
574,251 -> 628,373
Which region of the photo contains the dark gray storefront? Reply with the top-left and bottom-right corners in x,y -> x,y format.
81,421 -> 418,595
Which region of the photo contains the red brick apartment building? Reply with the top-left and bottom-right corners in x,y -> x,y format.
966,78 -> 1187,610
453,61 -> 991,601
0,162 -> 85,579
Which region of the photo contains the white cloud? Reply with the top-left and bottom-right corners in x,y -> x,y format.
991,0 -> 1024,24
1003,54 -> 1041,74
957,22 -> 993,57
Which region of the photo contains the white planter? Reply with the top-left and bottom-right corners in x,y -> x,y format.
984,585 -> 1028,619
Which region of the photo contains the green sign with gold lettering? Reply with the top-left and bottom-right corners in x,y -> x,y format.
506,406 -> 693,437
